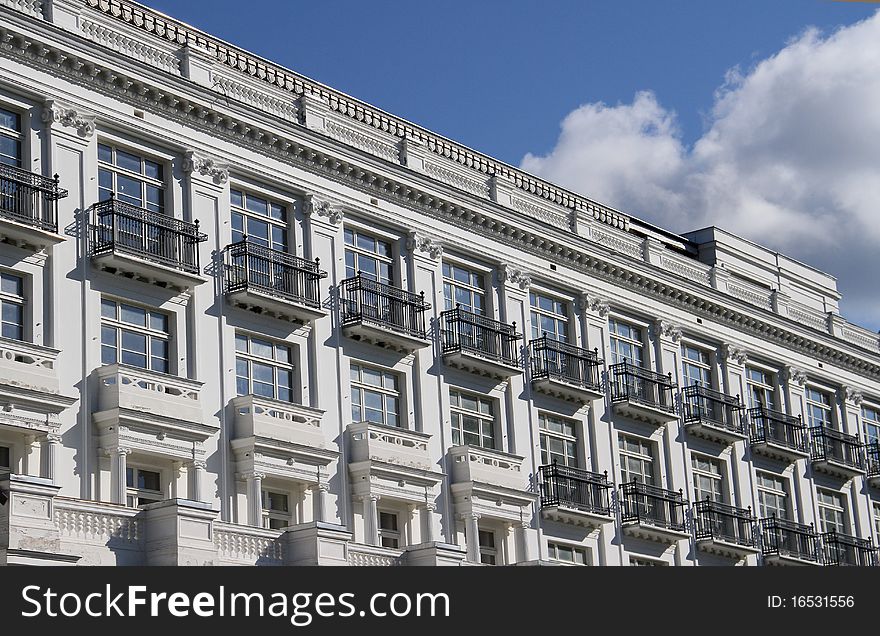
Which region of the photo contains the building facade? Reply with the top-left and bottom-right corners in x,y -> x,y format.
1,0 -> 879,567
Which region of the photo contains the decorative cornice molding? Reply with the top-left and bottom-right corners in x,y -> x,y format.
305,196 -> 344,226
41,99 -> 95,138
651,319 -> 683,343
498,263 -> 531,290
578,293 -> 610,318
720,343 -> 749,366
783,366 -> 808,387
406,230 -> 443,260
182,150 -> 229,185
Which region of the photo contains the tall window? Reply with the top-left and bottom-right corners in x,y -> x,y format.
235,333 -> 293,402
691,455 -> 724,503
817,489 -> 847,535
350,363 -> 400,427
548,542 -> 588,565
0,445 -> 10,471
746,367 -> 776,409
618,435 -> 654,485
863,406 -> 880,445
344,228 -> 392,284
873,503 -> 880,540
755,472 -> 789,520
681,344 -> 711,387
0,107 -> 21,167
609,319 -> 643,367
379,511 -> 401,548
443,262 -> 485,314
478,529 -> 497,565
530,292 -> 569,342
230,188 -> 288,250
538,414 -> 578,467
125,466 -> 162,507
1,272 -> 24,341
262,490 -> 290,529
805,387 -> 833,429
450,390 -> 495,449
98,143 -> 164,213
101,298 -> 170,373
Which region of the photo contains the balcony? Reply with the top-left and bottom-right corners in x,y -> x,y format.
748,406 -> 809,464
760,517 -> 820,565
222,240 -> 328,323
0,164 -> 67,251
88,197 -> 208,292
0,337 -> 75,416
682,385 -> 746,446
448,445 -> 534,523
809,426 -> 865,481
609,362 -> 677,427
538,463 -> 613,528
866,442 -> 880,488
441,306 -> 522,379
529,336 -> 603,403
618,481 -> 689,543
693,499 -> 759,560
339,274 -> 430,352
821,530 -> 878,566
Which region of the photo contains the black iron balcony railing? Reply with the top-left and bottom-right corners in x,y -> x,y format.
0,164 -> 67,232
619,481 -> 687,532
339,273 -> 430,340
529,336 -> 602,393
693,499 -> 757,548
222,239 -> 327,308
748,406 -> 808,453
440,305 -> 521,367
89,196 -> 207,273
810,426 -> 864,471
867,442 -> 880,479
682,385 -> 745,433
760,516 -> 819,563
539,463 -> 612,516
821,530 -> 877,566
609,361 -> 676,413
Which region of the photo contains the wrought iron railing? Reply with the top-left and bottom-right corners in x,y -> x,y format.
809,426 -> 864,471
0,164 -> 67,232
89,196 -> 207,273
539,463 -> 612,516
619,481 -> 687,531
747,406 -> 808,453
529,336 -> 602,393
223,239 -> 326,308
760,516 -> 820,563
609,361 -> 676,413
682,384 -> 745,434
867,442 -> 880,479
821,530 -> 877,566
440,305 -> 521,367
339,273 -> 430,340
693,499 -> 757,547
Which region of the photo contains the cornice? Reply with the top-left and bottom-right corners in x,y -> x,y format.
1,14 -> 879,381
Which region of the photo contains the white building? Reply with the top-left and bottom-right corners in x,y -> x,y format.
1,0 -> 879,567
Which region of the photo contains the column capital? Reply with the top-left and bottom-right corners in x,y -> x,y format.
840,385 -> 863,407
406,230 -> 443,260
241,470 -> 266,481
182,150 -> 229,186
498,263 -> 531,291
579,292 -> 610,318
42,99 -> 96,138
41,433 -> 63,445
305,194 -> 344,226
423,502 -> 437,512
458,512 -> 481,522
720,343 -> 749,366
189,459 -> 207,471
651,319 -> 682,343
782,365 -> 808,387
102,446 -> 131,457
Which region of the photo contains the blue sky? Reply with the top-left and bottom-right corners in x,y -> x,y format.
150,1 -> 880,330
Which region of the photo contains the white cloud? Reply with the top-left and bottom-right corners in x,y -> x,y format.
521,13 -> 880,330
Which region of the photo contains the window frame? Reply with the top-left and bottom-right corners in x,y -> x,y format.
681,342 -> 712,388
97,141 -> 166,214
235,332 -> 295,403
344,226 -> 394,285
538,412 -> 579,467
691,454 -> 725,503
805,385 -> 834,429
378,509 -> 401,549
0,443 -> 11,471
100,297 -> 171,374
449,389 -> 497,450
755,471 -> 790,521
608,317 -> 645,367
529,289 -> 570,343
229,186 -> 289,252
350,362 -> 401,428
261,488 -> 292,530
0,104 -> 22,167
618,434 -> 655,485
816,488 -> 848,535
745,365 -> 777,410
862,404 -> 880,445
442,261 -> 486,315
125,465 -> 164,508
0,270 -> 25,341
547,541 -> 589,565
478,528 -> 497,565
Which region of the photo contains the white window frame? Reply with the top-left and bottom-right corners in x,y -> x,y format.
442,261 -> 486,315
350,362 -> 401,428
538,413 -> 578,467
862,404 -> 880,445
805,385 -> 834,429
816,488 -> 848,535
235,332 -> 295,402
608,317 -> 645,367
529,290 -> 570,343
125,465 -> 164,508
230,186 -> 289,251
478,528 -> 497,565
745,365 -> 777,410
618,434 -> 655,485
691,454 -> 725,503
0,104 -> 22,167
97,141 -> 166,213
681,342 -> 712,388
755,471 -> 790,521
449,389 -> 496,450
547,542 -> 589,565
0,271 -> 25,341
378,509 -> 401,549
100,298 -> 171,373
0,443 -> 11,471
261,488 -> 292,530
629,556 -> 667,566
344,226 -> 394,285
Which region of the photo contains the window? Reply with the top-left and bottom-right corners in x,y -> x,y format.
98,143 -> 164,213
350,363 -> 400,427
609,319 -> 643,367
629,557 -> 666,566
378,511 -> 400,549
101,298 -> 170,372
530,292 -> 569,342
344,228 -> 392,284
691,455 -> 724,503
805,387 -> 833,429
746,367 -> 776,409
538,413 -> 578,467
756,472 -> 789,520
548,542 -> 588,565
1,272 -> 24,341
262,490 -> 290,530
125,466 -> 162,508
863,406 -> 880,445
450,390 -> 495,449
817,489 -> 848,535
0,445 -> 10,470
478,529 -> 497,565
230,188 -> 288,251
443,262 -> 485,315
681,344 -> 711,387
873,503 -> 880,540
0,106 -> 21,167
235,333 -> 294,402
618,435 -> 654,485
